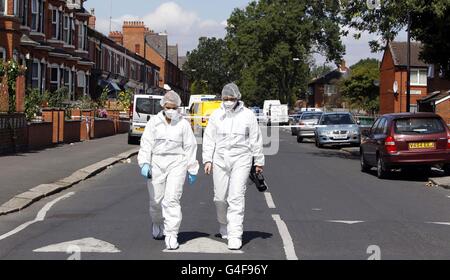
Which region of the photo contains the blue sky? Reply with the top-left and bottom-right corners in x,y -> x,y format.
84,0 -> 390,66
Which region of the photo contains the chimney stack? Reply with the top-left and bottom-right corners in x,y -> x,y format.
109,31 -> 124,45
88,8 -> 96,29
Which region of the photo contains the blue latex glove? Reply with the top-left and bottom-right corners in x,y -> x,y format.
141,164 -> 151,178
188,173 -> 197,185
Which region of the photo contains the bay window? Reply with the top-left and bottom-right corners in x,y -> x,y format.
51,9 -> 60,39
77,71 -> 86,95
77,23 -> 86,50
31,0 -> 43,32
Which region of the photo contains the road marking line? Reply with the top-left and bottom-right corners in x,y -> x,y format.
427,222 -> 450,226
0,192 -> 75,241
312,208 -> 322,211
271,214 -> 298,260
264,192 -> 276,209
326,220 -> 364,225
34,237 -> 120,253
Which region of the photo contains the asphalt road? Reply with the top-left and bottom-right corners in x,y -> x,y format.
1,129 -> 450,260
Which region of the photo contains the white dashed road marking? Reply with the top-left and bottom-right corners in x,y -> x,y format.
427,222 -> 450,226
326,220 -> 365,225
0,192 -> 75,241
271,214 -> 298,260
264,192 -> 276,209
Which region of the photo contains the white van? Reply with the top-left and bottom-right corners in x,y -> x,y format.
128,94 -> 164,144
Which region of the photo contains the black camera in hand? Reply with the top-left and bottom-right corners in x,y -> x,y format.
249,166 -> 268,192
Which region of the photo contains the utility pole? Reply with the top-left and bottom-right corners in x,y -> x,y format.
143,35 -> 147,94
406,10 -> 411,112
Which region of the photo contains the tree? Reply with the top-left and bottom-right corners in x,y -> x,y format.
183,37 -> 230,95
340,0 -> 450,78
190,80 -> 210,96
225,0 -> 345,107
339,58 -> 380,114
310,64 -> 334,80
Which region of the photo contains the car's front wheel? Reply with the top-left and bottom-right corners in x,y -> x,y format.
315,136 -> 323,148
297,135 -> 303,143
377,156 -> 390,179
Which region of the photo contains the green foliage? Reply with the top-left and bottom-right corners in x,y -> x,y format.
310,65 -> 334,80
117,89 -> 133,111
1,60 -> 26,113
225,0 -> 345,107
339,58 -> 380,114
340,0 -> 450,78
97,86 -> 110,108
78,95 -> 98,110
190,80 -> 210,96
183,37 -> 231,95
47,87 -> 69,108
24,88 -> 44,121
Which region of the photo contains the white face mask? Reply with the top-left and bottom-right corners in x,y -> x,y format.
164,109 -> 179,120
223,101 -> 237,111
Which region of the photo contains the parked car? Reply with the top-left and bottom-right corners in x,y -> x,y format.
289,110 -> 303,136
315,113 -> 361,148
360,113 -> 450,179
297,112 -> 323,143
128,94 -> 163,144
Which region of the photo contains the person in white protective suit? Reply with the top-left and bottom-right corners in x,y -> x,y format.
202,83 -> 265,250
137,90 -> 199,250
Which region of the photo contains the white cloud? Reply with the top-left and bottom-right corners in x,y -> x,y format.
94,2 -> 227,56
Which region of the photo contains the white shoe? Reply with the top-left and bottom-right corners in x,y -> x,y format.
152,223 -> 164,240
165,235 -> 179,250
219,224 -> 228,239
228,238 -> 242,250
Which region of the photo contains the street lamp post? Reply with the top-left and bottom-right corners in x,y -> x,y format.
406,10 -> 411,112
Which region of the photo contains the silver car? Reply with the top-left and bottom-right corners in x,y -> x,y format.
315,113 -> 361,148
297,112 -> 323,143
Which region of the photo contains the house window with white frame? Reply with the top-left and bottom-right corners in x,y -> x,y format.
50,65 -> 60,92
64,68 -> 72,94
63,15 -> 70,44
31,0 -> 43,32
31,60 -> 41,89
77,71 -> 86,95
324,84 -> 337,96
410,68 -> 428,86
77,23 -> 86,50
51,9 -> 60,39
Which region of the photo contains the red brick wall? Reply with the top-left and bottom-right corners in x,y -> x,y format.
380,48 -> 396,114
436,100 -> 450,125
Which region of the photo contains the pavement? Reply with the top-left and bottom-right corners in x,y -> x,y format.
1,129 -> 450,259
0,134 -> 138,213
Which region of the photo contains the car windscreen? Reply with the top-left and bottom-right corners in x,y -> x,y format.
135,98 -> 163,115
320,114 -> 355,125
395,117 -> 445,134
301,113 -> 322,120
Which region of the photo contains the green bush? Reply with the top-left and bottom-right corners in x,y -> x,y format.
48,87 -> 69,108
24,88 -> 43,121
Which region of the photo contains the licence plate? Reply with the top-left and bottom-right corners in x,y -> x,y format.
135,127 -> 145,132
333,135 -> 347,139
408,142 -> 435,149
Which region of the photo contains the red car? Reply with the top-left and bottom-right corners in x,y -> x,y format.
360,113 -> 450,179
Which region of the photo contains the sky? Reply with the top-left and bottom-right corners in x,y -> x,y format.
84,0 -> 405,67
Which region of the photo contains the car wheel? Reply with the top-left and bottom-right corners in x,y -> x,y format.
443,164 -> 450,176
291,129 -> 296,136
128,135 -> 135,145
377,156 -> 390,179
315,136 -> 323,148
360,151 -> 371,172
297,135 -> 303,143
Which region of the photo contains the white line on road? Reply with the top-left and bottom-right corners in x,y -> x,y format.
34,237 -> 120,253
427,222 -> 450,226
0,192 -> 75,241
326,220 -> 365,225
264,192 -> 276,209
271,214 -> 298,260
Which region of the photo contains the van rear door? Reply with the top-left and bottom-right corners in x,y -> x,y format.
133,96 -> 163,124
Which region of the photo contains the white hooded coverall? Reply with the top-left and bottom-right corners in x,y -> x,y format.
202,101 -> 265,239
138,111 -> 199,238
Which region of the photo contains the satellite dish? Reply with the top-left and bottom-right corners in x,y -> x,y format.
393,81 -> 398,94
